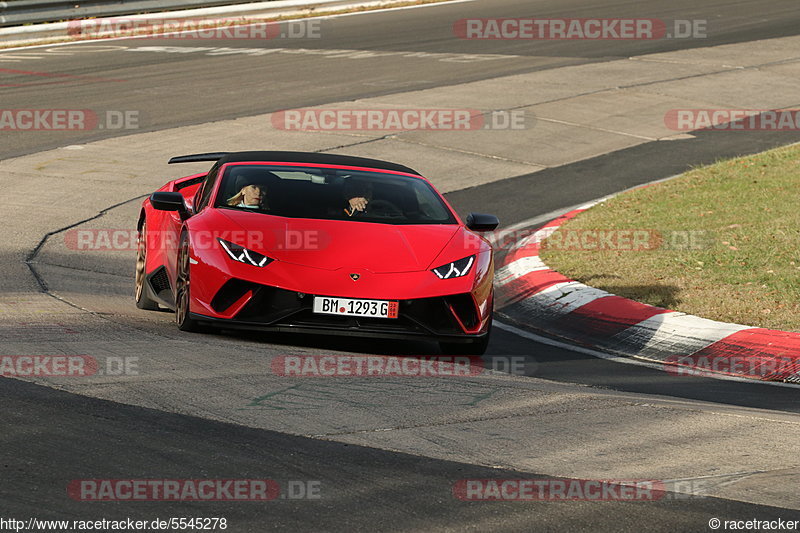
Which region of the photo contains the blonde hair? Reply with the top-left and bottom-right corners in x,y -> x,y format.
227,184 -> 268,208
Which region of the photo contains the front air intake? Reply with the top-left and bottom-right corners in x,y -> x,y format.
211,279 -> 260,313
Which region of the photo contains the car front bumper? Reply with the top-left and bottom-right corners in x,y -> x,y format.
190,281 -> 491,342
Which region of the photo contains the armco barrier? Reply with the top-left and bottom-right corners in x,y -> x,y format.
0,0 -> 413,45
1,0 -> 265,27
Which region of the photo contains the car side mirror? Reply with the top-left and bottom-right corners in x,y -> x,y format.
150,191 -> 190,219
466,213 -> 499,231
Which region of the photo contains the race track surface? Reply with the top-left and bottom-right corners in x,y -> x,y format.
2,1 -> 800,530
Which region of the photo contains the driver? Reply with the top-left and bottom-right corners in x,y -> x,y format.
227,184 -> 268,210
343,178 -> 373,216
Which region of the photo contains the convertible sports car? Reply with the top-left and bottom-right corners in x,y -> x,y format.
135,151 -> 498,354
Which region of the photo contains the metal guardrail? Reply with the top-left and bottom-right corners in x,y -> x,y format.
0,0 -> 395,45
0,0 -> 264,27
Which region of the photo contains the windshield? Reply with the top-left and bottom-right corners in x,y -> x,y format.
214,164 -> 457,225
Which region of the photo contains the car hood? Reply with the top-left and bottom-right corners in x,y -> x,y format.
217,210 -> 461,273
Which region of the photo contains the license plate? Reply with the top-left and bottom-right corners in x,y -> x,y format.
313,296 -> 398,319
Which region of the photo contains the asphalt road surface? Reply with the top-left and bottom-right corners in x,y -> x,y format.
2,0 -> 800,531
2,0 -> 800,159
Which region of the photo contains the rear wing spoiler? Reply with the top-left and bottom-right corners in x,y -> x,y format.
168,152 -> 230,164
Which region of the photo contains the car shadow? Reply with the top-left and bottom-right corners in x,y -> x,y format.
214,328 -> 442,356
569,276 -> 683,310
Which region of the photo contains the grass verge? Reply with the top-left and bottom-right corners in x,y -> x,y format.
539,143 -> 800,331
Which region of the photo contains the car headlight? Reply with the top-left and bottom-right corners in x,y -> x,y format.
218,238 -> 273,267
432,255 -> 475,279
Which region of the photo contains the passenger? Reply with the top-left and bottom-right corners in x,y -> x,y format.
343,179 -> 373,216
227,184 -> 268,210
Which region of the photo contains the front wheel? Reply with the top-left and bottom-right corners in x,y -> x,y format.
175,233 -> 203,332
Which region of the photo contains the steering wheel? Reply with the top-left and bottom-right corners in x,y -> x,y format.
368,199 -> 404,217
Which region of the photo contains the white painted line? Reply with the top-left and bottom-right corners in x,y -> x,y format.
575,199 -> 605,211
535,116 -> 657,141
494,319 -> 800,389
495,204 -> 588,234
496,318 -> 675,371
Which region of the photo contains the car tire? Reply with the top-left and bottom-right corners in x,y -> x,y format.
175,232 -> 203,332
135,221 -> 160,310
439,316 -> 492,356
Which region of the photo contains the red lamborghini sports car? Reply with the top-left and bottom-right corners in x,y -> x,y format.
135,151 -> 498,354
